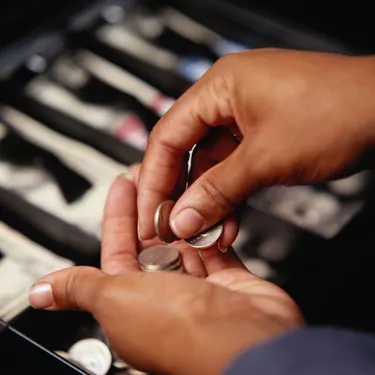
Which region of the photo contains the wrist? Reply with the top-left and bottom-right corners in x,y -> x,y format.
177,320 -> 302,375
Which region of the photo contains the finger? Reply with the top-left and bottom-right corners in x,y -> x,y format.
199,246 -> 246,274
171,152 -> 190,202
101,174 -> 140,275
189,129 -> 240,248
130,163 -> 141,188
177,243 -> 207,278
219,216 -> 239,251
29,266 -> 108,311
170,142 -> 256,238
133,154 -> 188,241
138,55 -> 239,241
188,126 -> 239,183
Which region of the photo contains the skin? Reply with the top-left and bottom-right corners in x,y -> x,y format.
29,166 -> 303,375
137,48 -> 375,242
29,48 -> 375,374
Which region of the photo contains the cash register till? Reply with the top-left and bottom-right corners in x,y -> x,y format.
1,1 -> 375,374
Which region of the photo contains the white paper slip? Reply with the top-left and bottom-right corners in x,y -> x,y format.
76,50 -> 175,116
24,77 -> 149,151
97,24 -> 180,70
0,113 -> 131,238
1,108 -> 128,184
0,221 -> 74,322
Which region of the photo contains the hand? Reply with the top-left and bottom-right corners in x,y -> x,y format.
29,167 -> 304,375
137,48 -> 375,241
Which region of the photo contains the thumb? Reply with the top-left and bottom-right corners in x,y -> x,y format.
170,142 -> 260,238
28,266 -> 108,312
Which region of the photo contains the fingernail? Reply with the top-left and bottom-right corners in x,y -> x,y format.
170,208 -> 204,238
218,244 -> 227,253
137,221 -> 143,241
118,172 -> 132,181
29,283 -> 54,309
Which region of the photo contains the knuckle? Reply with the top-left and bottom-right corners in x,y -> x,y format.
199,173 -> 236,214
214,52 -> 240,69
64,267 -> 105,311
196,56 -> 239,124
147,123 -> 185,155
64,266 -> 82,307
148,123 -> 172,150
147,126 -> 160,147
210,53 -> 240,84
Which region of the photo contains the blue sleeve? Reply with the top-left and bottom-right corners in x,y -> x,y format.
223,327 -> 375,375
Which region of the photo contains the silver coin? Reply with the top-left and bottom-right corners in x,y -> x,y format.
127,368 -> 148,375
328,172 -> 368,197
113,358 -> 129,369
68,338 -> 112,375
138,245 -> 181,272
54,351 -> 83,369
184,223 -> 223,249
154,200 -> 178,243
55,350 -> 70,360
112,348 -> 129,369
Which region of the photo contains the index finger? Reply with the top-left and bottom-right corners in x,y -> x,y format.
138,57 -> 236,241
101,173 -> 140,274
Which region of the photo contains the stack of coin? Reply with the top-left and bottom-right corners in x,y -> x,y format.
154,200 -> 223,249
138,245 -> 182,272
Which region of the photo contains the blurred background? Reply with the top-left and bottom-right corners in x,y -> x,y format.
1,1 -> 375,374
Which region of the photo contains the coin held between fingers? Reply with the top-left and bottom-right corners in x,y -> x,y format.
154,200 -> 223,250
184,222 -> 224,249
170,208 -> 205,239
154,200 -> 178,243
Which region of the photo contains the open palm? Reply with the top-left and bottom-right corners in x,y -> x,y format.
103,165 -> 300,312
30,164 -> 304,375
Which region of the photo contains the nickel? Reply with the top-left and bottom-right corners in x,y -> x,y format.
154,200 -> 223,249
154,200 -> 178,243
184,223 -> 223,249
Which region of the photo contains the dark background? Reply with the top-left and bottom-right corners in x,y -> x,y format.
0,0 -> 86,48
234,0 -> 375,52
1,1 -> 375,52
